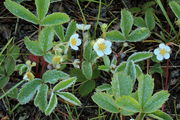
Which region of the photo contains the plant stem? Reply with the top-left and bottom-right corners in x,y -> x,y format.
0,80 -> 25,99
93,0 -> 102,39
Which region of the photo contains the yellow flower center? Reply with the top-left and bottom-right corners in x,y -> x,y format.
160,49 -> 166,55
98,43 -> 106,51
70,38 -> 77,46
52,55 -> 61,65
26,72 -> 34,80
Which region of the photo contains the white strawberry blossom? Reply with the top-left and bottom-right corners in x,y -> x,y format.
69,33 -> 81,50
76,24 -> 91,31
93,38 -> 112,57
154,43 -> 171,61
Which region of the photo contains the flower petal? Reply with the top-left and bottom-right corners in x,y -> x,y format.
104,47 -> 112,55
93,43 -> 99,51
164,53 -> 170,59
96,50 -> 104,57
165,46 -> 171,52
157,55 -> 163,61
105,40 -> 112,48
71,46 -> 79,50
154,48 -> 160,55
159,43 -> 166,49
76,38 -> 82,46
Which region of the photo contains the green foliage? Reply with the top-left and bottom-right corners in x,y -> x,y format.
128,52 -> 153,63
111,72 -> 133,98
145,8 -> 155,30
34,84 -> 48,111
127,27 -> 150,42
65,21 -> 77,42
54,25 -> 65,41
4,0 -> 38,24
78,80 -> 95,96
53,77 -> 76,92
35,0 -> 50,20
143,91 -> 170,113
45,93 -> 57,115
92,92 -> 119,113
42,70 -> 69,84
169,1 -> 180,19
138,74 -> 154,107
24,37 -> 44,56
17,79 -> 41,104
106,30 -> 125,42
116,96 -> 141,113
147,110 -> 173,120
39,27 -> 54,52
120,9 -> 134,37
56,92 -> 81,106
134,17 -> 146,27
83,41 -> 93,62
82,61 -> 92,80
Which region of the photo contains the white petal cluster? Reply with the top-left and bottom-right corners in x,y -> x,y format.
76,24 -> 91,31
69,33 -> 82,50
93,38 -> 112,57
23,71 -> 35,81
154,43 -> 171,61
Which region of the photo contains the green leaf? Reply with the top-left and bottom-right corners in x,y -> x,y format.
135,65 -> 143,77
134,17 -> 146,27
34,84 -> 48,112
125,60 -> 136,82
35,0 -> 50,20
103,55 -> 110,66
169,1 -> 180,19
43,70 -> 69,84
120,9 -> 134,36
17,79 -> 41,104
56,92 -> 81,106
0,76 -> 9,89
116,96 -> 141,113
54,25 -> 65,41
5,56 -> 16,76
53,77 -> 76,92
70,68 -> 87,82
149,63 -> 163,75
145,8 -> 155,30
127,27 -> 150,42
4,0 -> 38,24
45,93 -> 57,115
138,74 -> 154,107
96,83 -> 111,92
7,87 -> 18,99
15,64 -> 27,75
39,27 -> 54,52
7,44 -> 20,59
106,30 -> 126,42
92,92 -> 119,113
82,61 -> 92,80
147,110 -> 173,120
41,13 -> 70,26
78,80 -> 95,97
65,21 -> 76,42
111,72 -> 133,98
128,52 -> 153,63
24,37 -> 44,56
115,62 -> 127,72
83,41 -> 92,62
143,91 -> 170,113
44,53 -> 53,64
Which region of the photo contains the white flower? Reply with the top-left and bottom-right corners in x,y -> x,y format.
154,43 -> 171,61
93,38 -> 112,57
130,119 -> 134,120
76,24 -> 91,31
69,33 -> 82,50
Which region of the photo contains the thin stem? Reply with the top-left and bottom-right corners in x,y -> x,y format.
156,0 -> 176,35
93,0 -> 102,39
0,80 -> 25,99
77,0 -> 87,24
